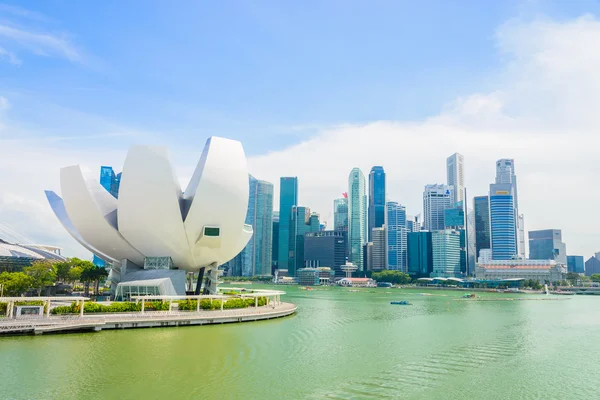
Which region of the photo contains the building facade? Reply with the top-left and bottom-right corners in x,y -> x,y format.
386,202 -> 407,272
277,177 -> 298,272
272,211 -> 279,274
304,230 -> 347,277
100,166 -> 121,199
289,206 -> 320,276
407,231 -> 433,278
476,259 -> 566,283
528,229 -> 567,265
489,183 -> 517,260
371,226 -> 387,272
431,230 -> 462,278
585,256 -> 600,276
423,184 -> 452,231
446,153 -> 465,204
495,159 -> 525,257
348,168 -> 367,271
333,196 -> 349,232
368,166 -> 386,241
567,255 -> 585,274
473,196 -> 490,259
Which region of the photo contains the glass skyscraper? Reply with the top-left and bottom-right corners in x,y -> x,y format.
386,202 -> 407,272
368,166 -> 386,241
289,206 -> 320,275
446,153 -> 464,204
348,168 -> 367,271
489,183 -> 517,260
529,229 -> 567,265
277,177 -> 298,272
407,231 -> 433,278
272,211 -> 279,273
473,196 -> 491,259
95,166 -> 122,267
567,255 -> 584,274
431,230 -> 462,277
495,159 -> 524,257
423,184 -> 452,231
333,196 -> 348,232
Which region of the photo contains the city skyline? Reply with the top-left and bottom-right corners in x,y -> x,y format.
2,3 -> 600,259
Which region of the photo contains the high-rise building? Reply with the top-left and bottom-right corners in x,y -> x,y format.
466,209 -> 477,276
431,230 -> 462,277
348,168 -> 367,271
529,229 -> 567,265
371,227 -> 387,272
567,255 -> 584,274
304,231 -> 347,277
100,166 -> 121,199
277,177 -> 298,272
229,176 -> 274,276
585,256 -> 600,276
406,215 -> 419,232
489,183 -> 517,260
333,196 -> 349,232
407,231 -> 433,278
272,211 -> 279,274
289,206 -> 320,275
368,166 -> 386,241
386,202 -> 407,272
495,159 -> 524,257
444,206 -> 467,275
473,196 -> 491,259
423,184 -> 452,231
446,153 -> 465,204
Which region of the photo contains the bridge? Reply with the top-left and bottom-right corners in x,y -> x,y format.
555,286 -> 600,295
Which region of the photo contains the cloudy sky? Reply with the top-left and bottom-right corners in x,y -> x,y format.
0,0 -> 599,259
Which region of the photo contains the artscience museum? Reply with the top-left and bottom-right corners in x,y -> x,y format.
45,136 -> 253,299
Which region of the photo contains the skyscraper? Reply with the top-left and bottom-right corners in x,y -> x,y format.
423,184 -> 452,231
229,176 -> 274,276
495,159 -> 524,257
489,183 -> 517,260
304,230 -> 347,277
278,177 -> 298,272
100,166 -> 121,199
368,166 -> 386,241
407,231 -> 433,278
289,206 -> 320,275
333,196 -> 349,232
529,229 -> 567,265
446,153 -> 464,204
386,202 -> 407,272
371,227 -> 387,272
431,230 -> 462,277
567,255 -> 584,274
473,196 -> 491,259
348,168 -> 367,271
272,211 -> 279,274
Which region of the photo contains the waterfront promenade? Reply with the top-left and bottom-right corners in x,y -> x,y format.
0,302 -> 296,335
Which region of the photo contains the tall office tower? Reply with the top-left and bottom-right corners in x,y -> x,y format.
371,227 -> 387,272
528,229 -> 567,265
489,183 -> 517,260
423,184 -> 452,231
495,159 -> 524,257
386,202 -> 407,272
277,177 -> 298,272
229,176 -> 274,276
473,196 -> 491,259
585,256 -> 600,276
567,255 -> 585,274
466,210 -> 477,276
304,231 -> 347,277
289,206 -> 320,275
368,166 -> 386,241
333,196 -> 349,232
444,206 -> 466,275
406,215 -> 417,232
272,211 -> 279,274
446,153 -> 465,204
407,231 -> 433,278
431,230 -> 462,277
348,168 -> 367,271
100,166 -> 121,199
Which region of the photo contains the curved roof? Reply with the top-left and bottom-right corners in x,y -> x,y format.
0,242 -> 66,261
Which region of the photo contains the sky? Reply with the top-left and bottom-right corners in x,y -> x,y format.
1,0 -> 600,259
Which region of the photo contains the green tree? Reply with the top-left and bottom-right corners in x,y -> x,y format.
54,260 -> 73,283
80,262 -> 108,297
0,272 -> 34,296
24,260 -> 57,295
372,270 -> 411,285
68,266 -> 83,283
590,274 -> 600,282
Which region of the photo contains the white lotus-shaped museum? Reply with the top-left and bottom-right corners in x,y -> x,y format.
45,137 -> 253,291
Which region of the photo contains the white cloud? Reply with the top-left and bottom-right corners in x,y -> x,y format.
0,24 -> 83,63
0,46 -> 20,64
0,15 -> 599,259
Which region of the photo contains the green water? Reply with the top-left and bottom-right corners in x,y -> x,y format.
2,286 -> 599,400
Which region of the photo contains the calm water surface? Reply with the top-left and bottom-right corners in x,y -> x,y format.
1,286 -> 599,400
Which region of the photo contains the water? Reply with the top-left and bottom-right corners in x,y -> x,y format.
1,286 -> 599,399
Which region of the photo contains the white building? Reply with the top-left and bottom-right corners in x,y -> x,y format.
348,168 -> 367,271
446,153 -> 465,204
423,184 -> 452,231
476,259 -> 566,283
371,226 -> 387,271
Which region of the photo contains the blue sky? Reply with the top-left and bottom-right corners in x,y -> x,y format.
2,1 -> 600,257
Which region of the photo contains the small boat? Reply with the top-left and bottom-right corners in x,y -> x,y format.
390,301 -> 411,305
462,293 -> 476,298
